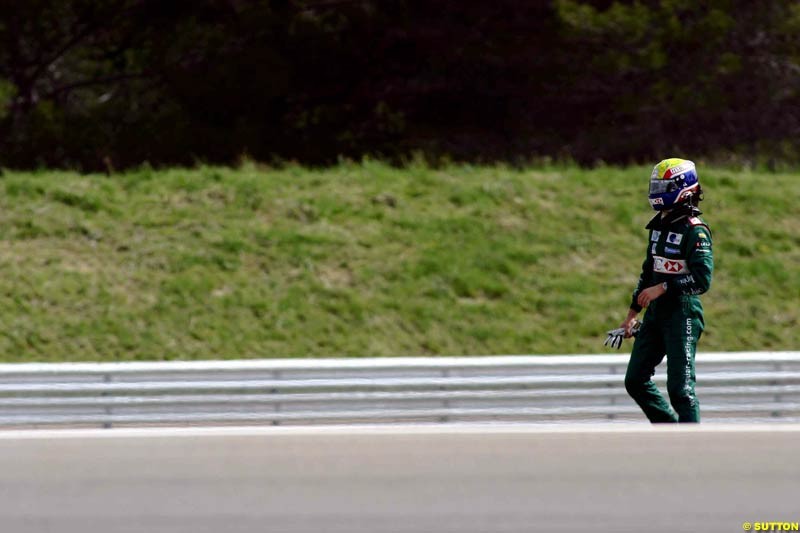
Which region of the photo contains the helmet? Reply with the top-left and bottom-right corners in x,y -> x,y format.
648,158 -> 699,210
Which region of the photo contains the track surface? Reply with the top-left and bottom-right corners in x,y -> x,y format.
0,425 -> 798,533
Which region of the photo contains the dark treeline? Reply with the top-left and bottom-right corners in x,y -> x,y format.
1,0 -> 798,170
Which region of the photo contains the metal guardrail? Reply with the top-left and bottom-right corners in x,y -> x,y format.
0,352 -> 798,427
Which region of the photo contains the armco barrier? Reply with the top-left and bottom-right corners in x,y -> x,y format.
0,352 -> 798,427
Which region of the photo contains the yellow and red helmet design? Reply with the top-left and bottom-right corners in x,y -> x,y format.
648,158 -> 699,210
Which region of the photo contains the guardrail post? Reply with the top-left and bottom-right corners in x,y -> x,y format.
440,368 -> 450,423
772,362 -> 782,418
103,373 -> 113,429
272,370 -> 281,426
607,365 -> 617,420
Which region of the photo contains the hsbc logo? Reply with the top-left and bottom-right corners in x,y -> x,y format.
653,255 -> 689,274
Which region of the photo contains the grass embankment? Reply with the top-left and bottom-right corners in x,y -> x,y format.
0,162 -> 797,361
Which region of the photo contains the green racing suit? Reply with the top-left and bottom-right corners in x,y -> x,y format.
625,205 -> 714,423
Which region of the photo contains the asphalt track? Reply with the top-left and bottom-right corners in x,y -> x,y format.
0,425 -> 798,533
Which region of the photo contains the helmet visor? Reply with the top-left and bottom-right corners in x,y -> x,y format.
649,178 -> 679,195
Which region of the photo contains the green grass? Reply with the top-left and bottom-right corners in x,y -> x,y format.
0,160 -> 797,361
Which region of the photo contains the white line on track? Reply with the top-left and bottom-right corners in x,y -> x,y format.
0,422 -> 799,440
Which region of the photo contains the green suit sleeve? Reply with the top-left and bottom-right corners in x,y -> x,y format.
667,225 -> 713,295
630,248 -> 653,312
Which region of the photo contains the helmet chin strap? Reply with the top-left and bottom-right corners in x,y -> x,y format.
660,201 -> 699,220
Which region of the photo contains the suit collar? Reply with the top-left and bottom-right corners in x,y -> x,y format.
646,205 -> 702,229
